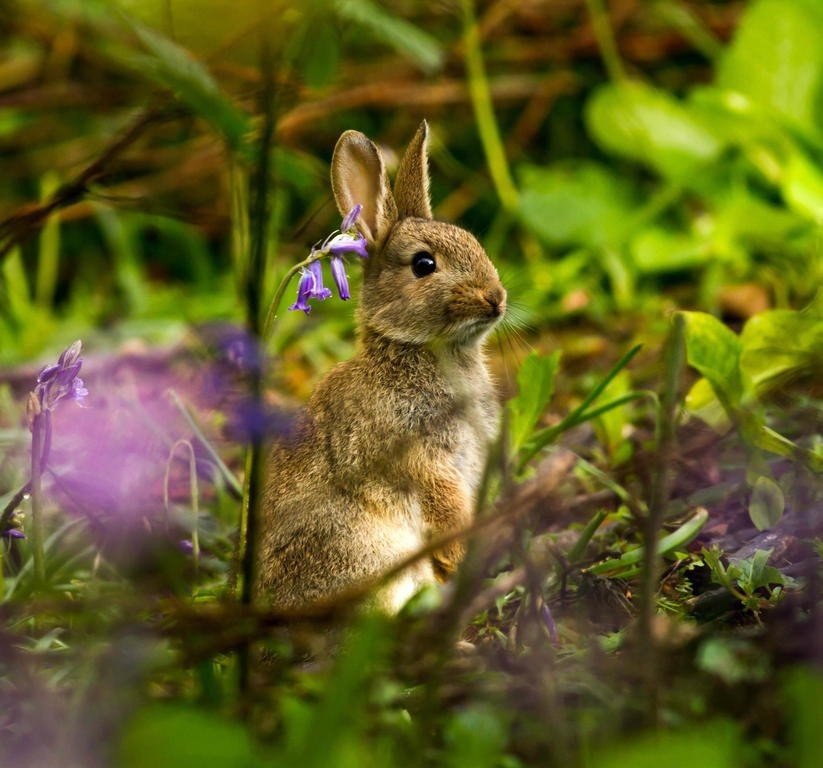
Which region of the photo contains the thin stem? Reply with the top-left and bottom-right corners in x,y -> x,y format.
168,389 -> 243,499
164,440 -> 201,576
262,254 -> 317,340
584,0 -> 626,81
238,17 -> 278,699
29,412 -> 49,584
460,0 -> 519,212
639,312 -> 686,725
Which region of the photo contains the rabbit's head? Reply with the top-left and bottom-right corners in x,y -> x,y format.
331,122 -> 506,347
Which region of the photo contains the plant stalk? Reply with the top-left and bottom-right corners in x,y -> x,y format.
638,312 -> 686,724
460,0 -> 519,212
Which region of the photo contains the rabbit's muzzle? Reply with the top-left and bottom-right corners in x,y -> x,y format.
484,284 -> 507,319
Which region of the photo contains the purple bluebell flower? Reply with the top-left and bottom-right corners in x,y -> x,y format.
288,205 -> 368,314
307,259 -> 333,301
1,529 -> 25,539
330,256 -> 350,300
289,268 -> 315,314
34,340 -> 88,412
341,203 -> 362,232
327,232 -> 368,259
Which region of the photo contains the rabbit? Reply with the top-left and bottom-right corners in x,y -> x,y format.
258,121 -> 506,613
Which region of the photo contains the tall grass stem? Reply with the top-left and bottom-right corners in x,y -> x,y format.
460,0 -> 519,212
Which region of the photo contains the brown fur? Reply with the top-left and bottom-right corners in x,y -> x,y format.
258,122 -> 506,612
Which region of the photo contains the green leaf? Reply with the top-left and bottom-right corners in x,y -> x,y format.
507,351 -> 560,452
335,0 -> 444,73
717,0 -> 823,142
681,311 -> 743,404
518,161 -> 637,248
733,548 -> 787,594
739,308 -> 823,397
783,147 -> 823,223
696,637 -> 769,684
589,721 -> 740,768
684,377 -> 731,432
590,369 -> 632,462
784,667 -> 823,768
585,81 -> 725,180
444,705 -> 508,768
118,705 -> 256,768
748,477 -> 785,530
300,19 -> 341,89
120,19 -> 250,150
629,227 -> 712,274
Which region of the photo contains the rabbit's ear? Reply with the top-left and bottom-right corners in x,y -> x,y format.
394,120 -> 432,220
331,130 -> 397,248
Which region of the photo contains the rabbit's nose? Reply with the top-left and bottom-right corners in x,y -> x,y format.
484,285 -> 507,317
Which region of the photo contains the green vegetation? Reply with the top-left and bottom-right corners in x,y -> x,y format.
0,1 -> 821,766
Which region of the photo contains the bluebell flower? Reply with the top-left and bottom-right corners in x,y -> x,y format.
330,256 -> 350,300
34,340 -> 88,412
288,205 -> 368,313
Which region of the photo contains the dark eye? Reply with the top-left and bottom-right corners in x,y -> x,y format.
411,251 -> 436,278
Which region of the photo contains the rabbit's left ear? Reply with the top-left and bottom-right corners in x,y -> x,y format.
394,120 -> 432,220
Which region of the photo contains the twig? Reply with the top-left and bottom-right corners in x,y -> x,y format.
0,106 -> 177,264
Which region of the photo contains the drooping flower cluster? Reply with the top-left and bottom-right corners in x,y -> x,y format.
33,340 -> 89,413
289,204 -> 368,314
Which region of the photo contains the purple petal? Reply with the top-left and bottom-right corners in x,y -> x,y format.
327,233 -> 368,259
1,529 -> 25,539
330,256 -> 351,300
37,365 -> 60,385
341,203 -> 362,232
58,340 -> 82,368
307,260 -> 332,301
288,269 -> 314,314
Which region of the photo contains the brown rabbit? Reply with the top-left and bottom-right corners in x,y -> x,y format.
258,121 -> 506,612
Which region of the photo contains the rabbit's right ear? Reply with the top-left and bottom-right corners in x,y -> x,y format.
331,131 -> 397,249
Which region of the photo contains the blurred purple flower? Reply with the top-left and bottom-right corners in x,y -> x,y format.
1,529 -> 25,539
288,205 -> 368,313
34,340 -> 88,412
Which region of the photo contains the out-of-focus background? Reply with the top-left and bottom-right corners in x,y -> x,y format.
0,1 -> 821,766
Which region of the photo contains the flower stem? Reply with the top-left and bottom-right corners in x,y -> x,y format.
29,412 -> 49,584
584,0 -> 626,82
460,0 -> 519,213
262,256 -> 314,340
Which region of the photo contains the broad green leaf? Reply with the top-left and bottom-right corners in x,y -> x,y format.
585,81 -> 725,180
783,148 -> 823,223
739,309 -> 823,397
748,477 -> 785,530
444,705 -> 508,768
589,721 -> 740,768
518,162 -> 637,248
118,705 -> 256,768
681,311 -> 743,404
118,19 -> 250,150
684,377 -> 730,431
717,0 -> 823,142
591,369 -> 632,463
508,351 -> 560,452
696,637 -> 769,684
629,227 -> 712,274
784,667 -> 823,768
335,0 -> 444,73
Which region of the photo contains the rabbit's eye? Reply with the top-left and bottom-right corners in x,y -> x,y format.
411,251 -> 436,278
